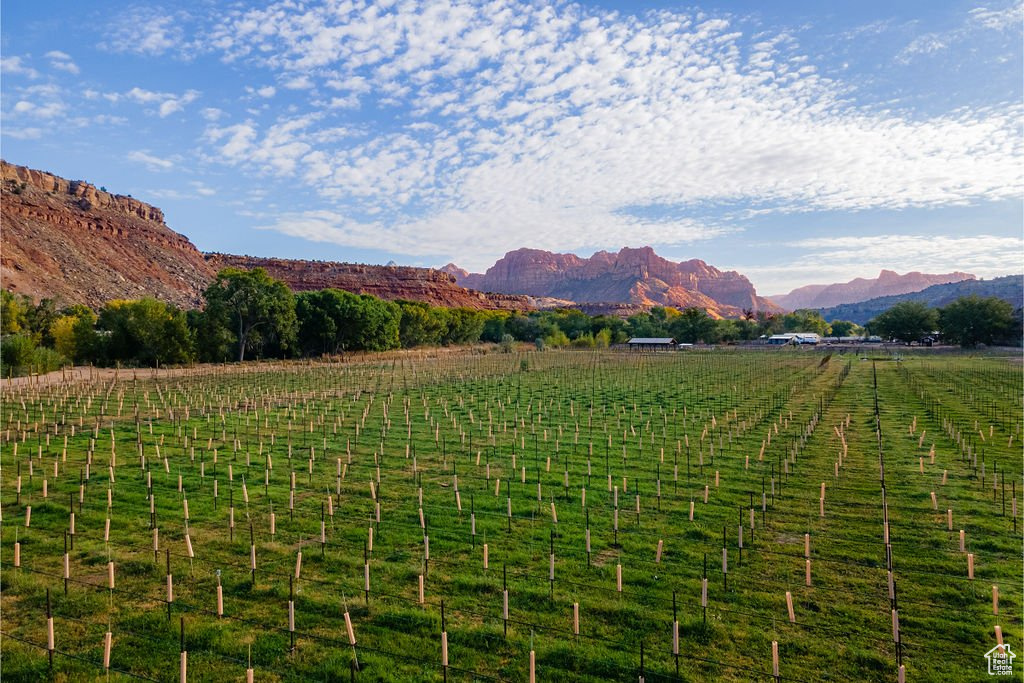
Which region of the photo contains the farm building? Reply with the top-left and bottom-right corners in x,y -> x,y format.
767,333 -> 821,345
626,337 -> 678,351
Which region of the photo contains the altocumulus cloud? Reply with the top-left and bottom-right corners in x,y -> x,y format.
195,0 -> 1021,267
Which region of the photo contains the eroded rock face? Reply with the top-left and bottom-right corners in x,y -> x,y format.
1,160 -> 214,309
204,254 -> 534,311
1,161 -> 535,313
448,247 -> 777,317
768,270 -> 977,311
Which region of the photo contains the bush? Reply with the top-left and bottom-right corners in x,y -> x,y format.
1,334 -> 66,376
500,334 -> 515,353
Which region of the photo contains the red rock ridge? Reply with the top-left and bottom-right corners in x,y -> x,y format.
1,160 -> 536,313
1,160 -> 215,309
768,269 -> 977,311
205,254 -> 534,311
448,247 -> 778,318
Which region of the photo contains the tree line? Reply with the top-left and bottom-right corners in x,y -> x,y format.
1,267 -> 1018,375
866,298 -> 1020,348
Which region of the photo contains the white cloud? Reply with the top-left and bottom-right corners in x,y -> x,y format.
744,233 -> 1023,293
196,1 -> 1022,267
126,150 -> 176,170
969,2 -> 1023,31
1,56 -> 39,78
256,86 -> 276,98
45,50 -> 79,74
6,84 -> 66,119
190,181 -> 217,196
118,87 -> 200,117
3,127 -> 44,140
898,1 -> 1022,62
101,8 -> 187,56
201,107 -> 225,121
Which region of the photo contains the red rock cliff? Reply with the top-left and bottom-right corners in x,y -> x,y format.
449,247 -> 778,317
1,160 -> 215,309
205,254 -> 534,311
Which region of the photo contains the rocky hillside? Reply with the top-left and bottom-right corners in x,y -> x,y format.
1,160 -> 215,309
205,254 -> 533,311
0,160 -> 534,312
768,269 -> 975,311
443,247 -> 778,318
818,275 -> 1022,325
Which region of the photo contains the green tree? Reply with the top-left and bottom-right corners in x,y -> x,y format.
347,295 -> 401,351
781,309 -> 830,336
939,296 -> 1018,348
544,328 -> 570,348
590,315 -> 628,343
626,312 -> 669,338
670,308 -> 719,343
296,290 -> 342,355
188,309 -> 233,363
97,298 -> 195,366
828,320 -> 862,338
868,301 -> 938,344
1,290 -> 27,334
443,308 -> 486,345
49,305 -> 97,362
203,268 -> 297,361
1,334 -> 37,372
398,301 -> 448,348
25,298 -> 61,347
480,312 -> 510,343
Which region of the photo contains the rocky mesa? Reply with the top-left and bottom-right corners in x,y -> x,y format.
444,247 -> 779,318
1,161 -> 533,312
1,160 -> 215,310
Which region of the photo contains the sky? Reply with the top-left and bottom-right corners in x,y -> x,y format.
2,0 -> 1021,296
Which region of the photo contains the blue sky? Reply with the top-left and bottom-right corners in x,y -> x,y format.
2,0 -> 1021,295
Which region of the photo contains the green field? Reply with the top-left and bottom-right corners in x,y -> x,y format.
1,348 -> 1020,681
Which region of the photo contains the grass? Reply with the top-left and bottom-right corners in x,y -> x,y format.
1,348 -> 1020,681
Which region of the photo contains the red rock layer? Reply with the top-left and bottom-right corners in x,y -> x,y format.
205,254 -> 533,311
445,247 -> 778,318
1,160 -> 214,309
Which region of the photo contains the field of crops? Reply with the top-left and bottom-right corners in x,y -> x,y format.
1,348 -> 1020,681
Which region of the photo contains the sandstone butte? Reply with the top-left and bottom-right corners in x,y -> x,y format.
443,247 -> 780,319
0,160 -> 532,312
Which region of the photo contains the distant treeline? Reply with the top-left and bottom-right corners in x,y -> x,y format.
1,268 -> 1019,375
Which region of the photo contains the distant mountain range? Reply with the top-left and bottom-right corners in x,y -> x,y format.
443,247 -> 779,318
768,269 -> 976,311
818,275 -> 1023,324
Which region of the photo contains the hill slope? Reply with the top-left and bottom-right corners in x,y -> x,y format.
1,161 -> 215,309
769,269 -> 975,310
819,276 -> 1023,324
0,161 -> 532,312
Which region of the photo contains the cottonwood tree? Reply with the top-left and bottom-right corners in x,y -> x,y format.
868,301 -> 938,344
939,295 -> 1017,348
203,268 -> 296,361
